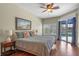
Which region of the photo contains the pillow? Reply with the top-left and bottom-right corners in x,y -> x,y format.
24,32 -> 30,38
16,32 -> 24,38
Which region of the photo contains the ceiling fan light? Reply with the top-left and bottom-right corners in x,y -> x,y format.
47,9 -> 52,12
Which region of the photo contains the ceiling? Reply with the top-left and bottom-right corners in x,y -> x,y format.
16,3 -> 79,18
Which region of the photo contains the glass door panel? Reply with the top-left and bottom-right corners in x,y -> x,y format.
67,23 -> 73,43
60,21 -> 67,42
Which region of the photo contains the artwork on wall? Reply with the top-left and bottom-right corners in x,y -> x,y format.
15,17 -> 31,30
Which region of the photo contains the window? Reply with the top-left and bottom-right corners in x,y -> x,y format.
43,23 -> 57,36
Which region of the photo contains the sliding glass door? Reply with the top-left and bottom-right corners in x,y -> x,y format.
67,23 -> 73,43
60,21 -> 67,42
59,17 -> 76,44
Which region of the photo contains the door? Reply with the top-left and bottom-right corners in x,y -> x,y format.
60,21 -> 67,42
59,17 -> 76,44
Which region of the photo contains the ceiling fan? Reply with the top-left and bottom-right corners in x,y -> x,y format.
40,3 -> 59,13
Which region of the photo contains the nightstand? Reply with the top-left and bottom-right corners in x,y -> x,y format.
1,40 -> 16,56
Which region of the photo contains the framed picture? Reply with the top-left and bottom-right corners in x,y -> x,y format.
15,17 -> 31,30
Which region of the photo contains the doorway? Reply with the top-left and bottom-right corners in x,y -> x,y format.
59,17 -> 76,45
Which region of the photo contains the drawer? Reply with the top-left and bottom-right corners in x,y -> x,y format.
2,42 -> 15,48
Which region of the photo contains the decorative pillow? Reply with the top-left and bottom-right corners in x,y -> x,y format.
16,32 -> 24,38
24,32 -> 30,38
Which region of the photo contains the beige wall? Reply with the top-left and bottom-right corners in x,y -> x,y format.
77,8 -> 79,47
59,9 -> 77,21
0,4 -> 42,35
42,17 -> 59,24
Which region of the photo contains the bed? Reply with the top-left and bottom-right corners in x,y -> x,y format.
16,35 -> 56,56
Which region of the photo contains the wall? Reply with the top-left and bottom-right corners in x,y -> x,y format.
42,17 -> 59,24
0,4 -> 42,35
59,9 -> 77,21
77,8 -> 79,47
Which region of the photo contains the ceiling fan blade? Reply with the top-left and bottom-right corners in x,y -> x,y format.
51,3 -> 54,6
40,6 -> 47,9
42,10 -> 47,13
52,6 -> 59,9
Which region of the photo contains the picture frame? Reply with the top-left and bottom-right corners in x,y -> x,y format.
15,17 -> 31,30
